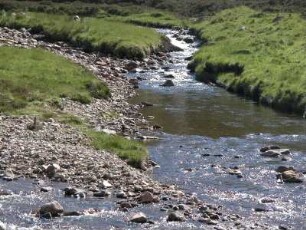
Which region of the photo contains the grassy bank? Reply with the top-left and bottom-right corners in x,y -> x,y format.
191,7 -> 306,115
0,11 -> 164,59
0,46 -> 109,113
0,46 -> 147,167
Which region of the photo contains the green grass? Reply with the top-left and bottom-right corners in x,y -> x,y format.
86,129 -> 147,168
191,7 -> 306,115
0,11 -> 164,59
0,46 -> 109,113
97,5 -> 188,28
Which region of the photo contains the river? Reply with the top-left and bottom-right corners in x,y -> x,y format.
130,29 -> 306,229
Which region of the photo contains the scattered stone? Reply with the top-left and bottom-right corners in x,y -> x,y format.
167,211 -> 185,222
63,211 -> 82,216
93,190 -> 111,198
160,80 -> 174,87
0,189 -> 13,196
125,61 -> 138,71
44,163 -> 60,178
101,180 -> 112,189
40,186 -> 53,192
139,191 -> 156,203
260,145 -> 280,152
130,212 -> 147,224
38,201 -> 64,218
141,102 -> 153,107
164,74 -> 175,79
276,166 -> 294,173
116,191 -> 127,199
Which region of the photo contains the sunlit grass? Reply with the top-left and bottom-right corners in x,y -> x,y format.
191,7 -> 306,114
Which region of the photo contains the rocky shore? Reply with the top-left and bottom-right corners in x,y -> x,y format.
0,27 -> 273,229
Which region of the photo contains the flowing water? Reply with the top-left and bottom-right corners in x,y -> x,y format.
1,29 -> 305,230
130,29 -> 306,229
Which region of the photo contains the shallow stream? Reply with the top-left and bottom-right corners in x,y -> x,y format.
130,29 -> 306,229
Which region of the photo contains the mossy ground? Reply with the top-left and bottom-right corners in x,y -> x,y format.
191,7 -> 306,115
0,46 -> 147,167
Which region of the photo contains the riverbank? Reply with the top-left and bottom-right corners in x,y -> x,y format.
0,27 -> 275,229
190,7 -> 306,116
0,11 -> 179,59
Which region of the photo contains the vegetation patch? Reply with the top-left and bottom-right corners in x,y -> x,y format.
0,46 -> 109,113
86,129 -> 147,168
0,11 -> 164,59
191,7 -> 306,115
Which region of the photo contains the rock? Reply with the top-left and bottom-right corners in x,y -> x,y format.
130,212 -> 147,224
125,61 -> 138,71
281,170 -> 304,183
276,166 -> 294,173
164,74 -> 175,79
139,191 -> 155,203
38,201 -> 64,218
102,129 -> 116,135
2,169 -> 16,181
101,180 -> 112,189
260,145 -> 280,152
93,190 -> 111,198
141,102 -> 153,107
260,150 -> 281,158
63,211 -> 82,216
261,198 -> 276,203
64,187 -> 85,197
228,168 -> 243,178
45,163 -> 60,178
116,191 -> 127,199
183,37 -> 194,43
167,211 -> 185,222
128,78 -> 139,88
160,80 -> 174,87
0,189 -> 13,196
40,186 -> 53,192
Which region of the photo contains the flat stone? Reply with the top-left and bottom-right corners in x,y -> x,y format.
281,170 -> 304,183
38,201 -> 64,218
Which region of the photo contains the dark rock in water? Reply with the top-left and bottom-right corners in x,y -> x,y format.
280,170 -> 304,183
64,187 -> 86,197
202,154 -> 210,157
116,191 -> 127,199
125,61 -> 138,71
44,163 -> 60,178
2,169 -> 17,181
141,101 -> 153,107
276,166 -> 294,173
93,190 -> 111,198
164,74 -> 175,79
130,212 -> 147,224
260,145 -> 280,152
40,186 -> 53,192
167,211 -> 185,222
183,37 -> 194,43
63,211 -> 82,216
0,189 -> 13,196
139,191 -> 157,203
160,80 -> 174,87
261,198 -> 276,203
38,201 -> 64,218
254,207 -> 269,212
